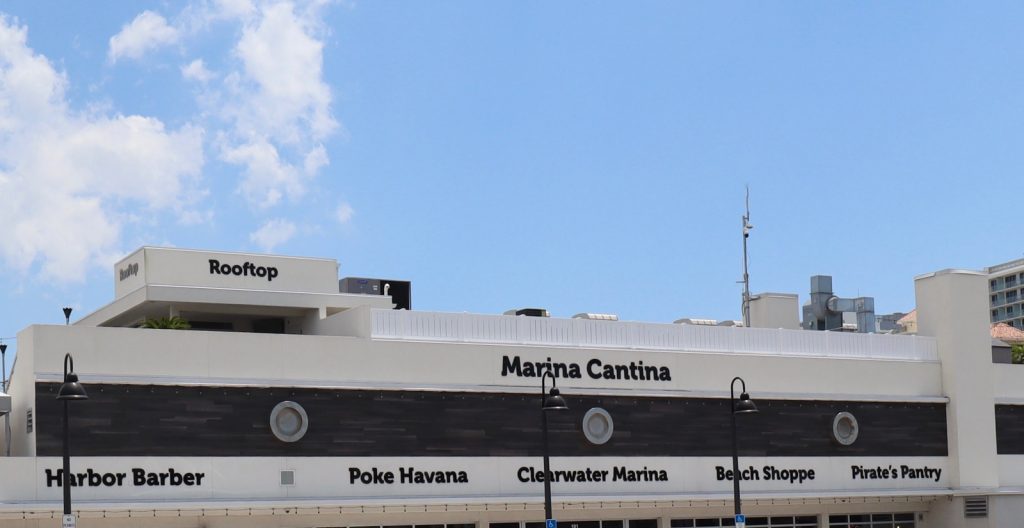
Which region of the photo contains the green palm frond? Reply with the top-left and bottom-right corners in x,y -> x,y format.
141,316 -> 191,330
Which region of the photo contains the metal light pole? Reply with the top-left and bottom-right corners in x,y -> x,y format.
1,342 -> 8,457
730,376 -> 758,525
540,371 -> 568,523
57,353 -> 88,524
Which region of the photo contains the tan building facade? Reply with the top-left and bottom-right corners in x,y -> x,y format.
0,249 -> 1021,527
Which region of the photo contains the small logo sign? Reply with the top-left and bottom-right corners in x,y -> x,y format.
118,262 -> 139,281
62,514 -> 76,528
546,519 -> 558,528
735,514 -> 746,528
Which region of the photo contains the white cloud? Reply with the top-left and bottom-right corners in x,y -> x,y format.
181,58 -> 214,82
98,0 -> 346,264
215,0 -> 257,21
221,139 -> 301,208
231,1 -> 336,143
111,1 -> 340,211
47,116 -> 204,208
108,11 -> 179,63
213,0 -> 338,209
336,202 -> 354,224
0,15 -> 204,281
177,209 -> 214,226
303,143 -> 327,174
249,218 -> 296,251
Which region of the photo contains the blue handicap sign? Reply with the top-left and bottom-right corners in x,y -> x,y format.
735,514 -> 746,526
546,519 -> 557,528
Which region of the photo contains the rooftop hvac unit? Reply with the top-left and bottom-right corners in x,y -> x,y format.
573,313 -> 619,321
673,318 -> 718,326
802,275 -> 876,333
339,277 -> 411,310
504,308 -> 549,317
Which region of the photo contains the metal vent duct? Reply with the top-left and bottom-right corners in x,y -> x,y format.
802,275 -> 877,333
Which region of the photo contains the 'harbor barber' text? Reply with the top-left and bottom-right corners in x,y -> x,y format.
45,468 -> 204,487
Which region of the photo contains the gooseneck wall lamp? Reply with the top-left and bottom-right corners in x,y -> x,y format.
540,370 -> 568,523
730,376 -> 758,523
0,343 -> 6,393
57,353 -> 88,520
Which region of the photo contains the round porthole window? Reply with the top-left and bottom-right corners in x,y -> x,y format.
583,407 -> 614,445
832,411 -> 859,446
270,401 -> 309,443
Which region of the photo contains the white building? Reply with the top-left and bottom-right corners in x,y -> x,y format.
987,258 -> 1024,328
0,247 -> 1020,528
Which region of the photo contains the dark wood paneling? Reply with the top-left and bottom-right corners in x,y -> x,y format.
35,383 -> 947,457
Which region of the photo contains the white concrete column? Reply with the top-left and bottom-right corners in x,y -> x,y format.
914,269 -> 998,489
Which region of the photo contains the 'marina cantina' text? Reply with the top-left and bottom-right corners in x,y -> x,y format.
501,355 -> 671,381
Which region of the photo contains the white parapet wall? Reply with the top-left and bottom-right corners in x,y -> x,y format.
16,322 -> 943,402
370,309 -> 938,361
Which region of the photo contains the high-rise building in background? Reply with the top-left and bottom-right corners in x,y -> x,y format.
987,258 -> 1024,328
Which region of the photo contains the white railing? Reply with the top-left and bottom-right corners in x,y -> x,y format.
370,310 -> 938,361
990,258 -> 1024,274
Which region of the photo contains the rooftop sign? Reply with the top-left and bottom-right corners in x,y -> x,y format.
17,456 -> 949,503
113,247 -> 340,299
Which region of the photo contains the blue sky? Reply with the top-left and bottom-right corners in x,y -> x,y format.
0,1 -> 1021,366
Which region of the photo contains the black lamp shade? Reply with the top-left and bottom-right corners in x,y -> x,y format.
0,343 -> 6,354
734,392 -> 757,414
542,387 -> 568,411
57,373 -> 88,401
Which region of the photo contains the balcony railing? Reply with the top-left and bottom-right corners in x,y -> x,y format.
370,310 -> 938,361
989,258 -> 1024,274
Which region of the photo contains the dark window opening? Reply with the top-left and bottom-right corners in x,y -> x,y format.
253,318 -> 286,334
187,320 -> 234,331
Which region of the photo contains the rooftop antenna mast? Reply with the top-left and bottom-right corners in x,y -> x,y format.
741,186 -> 753,327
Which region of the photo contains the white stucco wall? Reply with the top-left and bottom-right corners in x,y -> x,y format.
20,325 -> 942,401
915,270 -> 998,491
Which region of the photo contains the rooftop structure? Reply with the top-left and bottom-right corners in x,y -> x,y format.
801,275 -> 876,333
